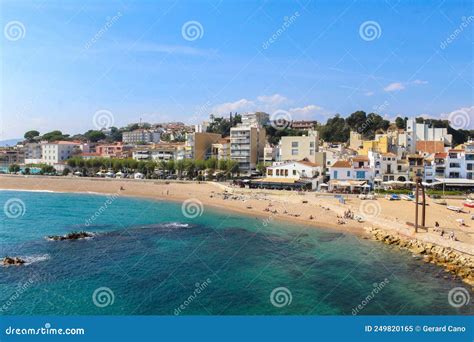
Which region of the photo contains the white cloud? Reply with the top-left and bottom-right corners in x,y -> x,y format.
213,94 -> 325,120
412,79 -> 428,85
288,105 -> 322,117
365,91 -> 374,96
256,94 -> 288,106
384,82 -> 405,92
212,98 -> 255,114
383,80 -> 428,92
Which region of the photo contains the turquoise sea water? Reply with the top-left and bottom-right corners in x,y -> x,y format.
0,190 -> 472,315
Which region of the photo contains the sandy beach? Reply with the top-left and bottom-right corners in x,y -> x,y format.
1,174 -> 473,257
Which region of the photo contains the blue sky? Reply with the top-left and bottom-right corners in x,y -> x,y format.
1,0 -> 473,139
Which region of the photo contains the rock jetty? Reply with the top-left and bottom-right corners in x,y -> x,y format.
367,227 -> 474,290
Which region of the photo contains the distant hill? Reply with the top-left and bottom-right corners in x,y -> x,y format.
0,138 -> 22,147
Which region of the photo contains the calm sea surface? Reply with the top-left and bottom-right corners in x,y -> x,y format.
0,190 -> 471,315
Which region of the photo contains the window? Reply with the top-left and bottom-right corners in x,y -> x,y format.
285,170 -> 288,176
268,169 -> 273,176
291,142 -> 299,148
291,149 -> 298,155
310,142 -> 314,148
347,171 -> 350,177
310,149 -> 314,155
292,170 -> 296,175
356,171 -> 365,179
276,169 -> 280,176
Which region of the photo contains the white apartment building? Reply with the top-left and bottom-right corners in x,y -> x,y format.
368,151 -> 405,182
122,129 -> 161,144
444,147 -> 474,179
41,141 -> 80,165
399,119 -> 452,153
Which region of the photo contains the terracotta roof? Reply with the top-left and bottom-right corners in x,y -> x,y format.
298,160 -> 320,167
434,152 -> 447,158
381,152 -> 397,157
352,156 -> 369,162
448,149 -> 464,152
331,160 -> 351,168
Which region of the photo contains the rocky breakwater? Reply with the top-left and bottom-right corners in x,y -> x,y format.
366,227 -> 474,290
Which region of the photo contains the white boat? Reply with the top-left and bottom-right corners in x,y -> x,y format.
400,194 -> 415,201
447,205 -> 463,213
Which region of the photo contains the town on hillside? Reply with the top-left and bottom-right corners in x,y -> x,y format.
1,111 -> 474,194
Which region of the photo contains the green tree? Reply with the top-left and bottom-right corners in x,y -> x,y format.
318,114 -> 349,142
24,130 -> 40,141
395,117 -> 406,129
175,159 -> 185,177
42,130 -> 68,141
40,164 -> 56,174
84,130 -> 106,142
8,164 -> 20,173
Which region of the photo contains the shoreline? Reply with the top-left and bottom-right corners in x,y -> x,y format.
1,174 -> 473,288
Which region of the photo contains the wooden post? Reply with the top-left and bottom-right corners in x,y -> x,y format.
421,179 -> 426,228
415,179 -> 419,233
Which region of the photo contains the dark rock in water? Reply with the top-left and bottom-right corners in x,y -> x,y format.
318,232 -> 344,242
47,231 -> 94,241
3,256 -> 25,266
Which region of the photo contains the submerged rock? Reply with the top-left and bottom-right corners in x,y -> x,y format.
47,231 -> 94,241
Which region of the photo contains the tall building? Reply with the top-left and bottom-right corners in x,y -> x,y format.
122,129 -> 161,144
230,126 -> 266,173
